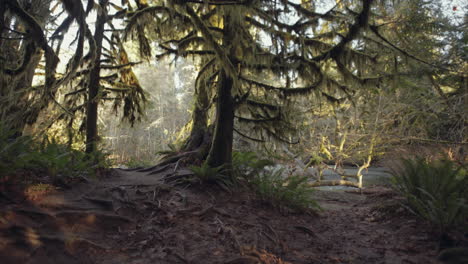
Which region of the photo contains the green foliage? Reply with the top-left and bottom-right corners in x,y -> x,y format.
232,151 -> 319,212
189,162 -> 234,191
33,140 -> 83,178
391,157 -> 468,233
250,168 -> 320,212
305,153 -> 324,167
0,124 -> 108,180
232,151 -> 274,178
30,138 -> 110,179
0,126 -> 34,177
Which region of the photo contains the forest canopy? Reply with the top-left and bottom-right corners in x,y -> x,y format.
0,0 -> 465,170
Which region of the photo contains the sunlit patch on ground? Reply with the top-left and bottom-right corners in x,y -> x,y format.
24,183 -> 57,201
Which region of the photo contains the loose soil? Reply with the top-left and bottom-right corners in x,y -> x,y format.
0,168 -> 452,263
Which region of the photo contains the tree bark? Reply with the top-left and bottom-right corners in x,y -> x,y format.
183,106 -> 208,151
206,69 -> 235,168
0,0 -> 50,135
182,79 -> 210,152
206,13 -> 236,169
85,0 -> 107,154
0,4 -> 5,48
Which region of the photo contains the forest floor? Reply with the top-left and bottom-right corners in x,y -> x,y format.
0,168 -> 449,263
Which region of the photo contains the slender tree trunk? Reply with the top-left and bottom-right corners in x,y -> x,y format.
206,70 -> 234,168
85,0 -> 107,154
206,13 -> 236,168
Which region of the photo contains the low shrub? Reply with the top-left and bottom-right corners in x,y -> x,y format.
391,157 -> 467,234
250,167 -> 320,212
232,151 -> 320,212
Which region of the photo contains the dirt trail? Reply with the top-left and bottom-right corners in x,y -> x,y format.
312,190 -> 440,263
0,169 -> 442,263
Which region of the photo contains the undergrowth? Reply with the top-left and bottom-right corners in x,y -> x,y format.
0,125 -> 109,183
234,151 -> 319,212
189,162 -> 234,191
249,167 -> 320,212
189,151 -> 319,212
391,157 -> 467,234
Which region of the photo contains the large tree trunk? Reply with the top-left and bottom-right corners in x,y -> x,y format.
85,0 -> 107,154
206,70 -> 235,168
0,0 -> 51,135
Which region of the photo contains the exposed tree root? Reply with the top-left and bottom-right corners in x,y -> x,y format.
131,128 -> 212,181
147,163 -> 174,175
163,169 -> 195,183
136,150 -> 200,175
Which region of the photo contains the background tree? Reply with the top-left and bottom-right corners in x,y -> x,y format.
365,0 -> 466,143
290,0 -> 467,187
124,0 -> 393,171
33,0 -> 147,153
101,59 -> 195,164
0,0 -> 148,158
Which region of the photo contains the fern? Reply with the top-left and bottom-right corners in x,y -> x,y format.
232,151 -> 274,178
392,157 -> 468,233
232,151 -> 319,212
0,123 -> 108,180
251,168 -> 320,212
189,162 -> 233,191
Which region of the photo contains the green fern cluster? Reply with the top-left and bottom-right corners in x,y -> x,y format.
33,139 -> 109,178
0,124 -> 108,180
233,151 -> 319,212
188,152 -> 267,191
250,168 -> 320,212
189,162 -> 234,191
189,151 -> 319,212
391,157 -> 468,233
231,151 -> 275,178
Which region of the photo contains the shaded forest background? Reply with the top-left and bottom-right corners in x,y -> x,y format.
1,0 -> 465,169
0,1 -> 467,263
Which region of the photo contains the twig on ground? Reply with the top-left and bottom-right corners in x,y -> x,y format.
264,223 -> 279,242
